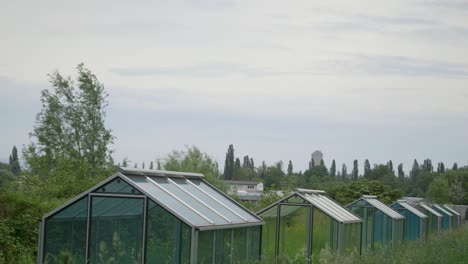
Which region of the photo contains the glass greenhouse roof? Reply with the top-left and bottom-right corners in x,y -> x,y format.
361,195 -> 404,219
443,205 -> 460,216
298,189 -> 362,223
419,204 -> 443,217
395,200 -> 428,218
433,205 -> 453,216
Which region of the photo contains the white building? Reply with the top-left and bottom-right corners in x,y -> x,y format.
224,180 -> 264,203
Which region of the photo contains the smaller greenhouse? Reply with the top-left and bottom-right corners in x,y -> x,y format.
417,203 -> 442,235
347,195 -> 404,250
443,205 -> 461,228
433,204 -> 453,230
390,200 -> 428,241
38,168 -> 263,264
257,189 -> 362,264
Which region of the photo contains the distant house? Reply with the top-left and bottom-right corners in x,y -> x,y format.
224,180 -> 264,203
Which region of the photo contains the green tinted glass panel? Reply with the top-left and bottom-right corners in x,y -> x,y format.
215,229 -> 232,264
198,230 -> 214,263
89,197 -> 144,264
146,200 -> 190,264
247,226 -> 261,262
44,197 -> 88,264
312,208 -> 332,257
278,205 -> 309,262
95,177 -> 142,194
232,228 -> 248,263
259,205 -> 278,262
286,195 -> 308,203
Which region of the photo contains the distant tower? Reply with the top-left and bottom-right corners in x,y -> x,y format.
311,150 -> 323,166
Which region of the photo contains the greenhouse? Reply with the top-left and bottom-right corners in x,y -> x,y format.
257,189 -> 362,264
443,205 -> 461,228
38,168 -> 263,264
416,203 -> 442,235
390,200 -> 428,241
347,195 -> 404,250
433,204 -> 453,230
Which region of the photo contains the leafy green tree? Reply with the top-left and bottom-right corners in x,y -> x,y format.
327,179 -> 403,205
397,163 -> 404,180
427,176 -> 449,203
287,160 -> 293,176
387,160 -> 394,175
364,159 -> 371,178
448,180 -> 464,204
437,162 -> 445,173
410,159 -> 420,178
164,146 -> 226,191
452,162 -> 458,170
0,165 -> 15,190
24,63 -> 114,177
352,160 -> 359,180
263,163 -> 286,188
422,159 -> 433,172
341,163 -> 347,180
8,146 -> 21,175
223,144 -> 235,180
330,160 -> 336,178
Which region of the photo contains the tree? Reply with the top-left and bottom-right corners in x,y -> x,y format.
397,163 -> 404,180
330,160 -> 336,178
410,159 -> 420,178
149,161 -> 154,170
421,159 -> 433,172
24,63 -> 113,177
453,162 -> 458,170
287,160 -> 293,176
427,176 -> 449,203
437,162 -> 445,174
134,163 -> 137,168
448,181 -> 464,204
341,163 -> 347,180
364,159 -> 371,178
223,144 -> 235,180
122,158 -> 128,167
235,158 -> 241,170
387,160 -> 394,175
352,160 -> 359,180
157,160 -> 162,170
163,146 -> 226,191
142,162 -> 145,169
8,146 -> 21,175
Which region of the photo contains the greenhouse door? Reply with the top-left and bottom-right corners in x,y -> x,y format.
87,196 -> 145,264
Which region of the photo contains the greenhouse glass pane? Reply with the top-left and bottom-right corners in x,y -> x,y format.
312,208 -> 332,257
259,205 -> 278,262
43,196 -> 88,264
286,195 -> 308,204
215,229 -> 231,264
146,200 -> 190,264
247,226 -> 261,262
197,231 -> 214,263
278,205 -> 309,262
89,197 -> 144,264
385,216 -> 392,244
232,227 -> 247,263
373,210 -> 384,248
95,177 -> 142,194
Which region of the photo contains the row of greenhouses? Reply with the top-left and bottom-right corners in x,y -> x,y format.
38,168 -> 463,264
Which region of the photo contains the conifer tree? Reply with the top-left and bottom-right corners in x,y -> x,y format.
149,161 -> 154,169
452,162 -> 458,170
387,160 -> 394,175
437,162 -> 445,173
330,159 -> 336,177
410,159 -> 419,178
235,158 -> 241,169
341,163 -> 347,180
157,160 -> 162,170
9,146 -> 21,175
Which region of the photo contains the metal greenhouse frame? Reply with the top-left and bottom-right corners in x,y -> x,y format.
38,168 -> 263,264
390,200 -> 428,241
257,189 -> 362,264
347,195 -> 404,251
443,205 -> 461,228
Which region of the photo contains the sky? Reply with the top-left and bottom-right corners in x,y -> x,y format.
1,0 -> 468,173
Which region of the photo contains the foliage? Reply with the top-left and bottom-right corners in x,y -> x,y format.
427,176 -> 449,203
24,63 -> 113,178
8,146 -> 21,175
327,179 -> 403,205
163,146 -> 226,191
223,144 -> 235,180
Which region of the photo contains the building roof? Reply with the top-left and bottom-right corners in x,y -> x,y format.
393,200 -> 428,218
419,204 -> 443,218
44,168 -> 263,231
443,205 -> 460,216
258,189 -> 362,224
433,204 -> 453,216
357,195 -> 404,219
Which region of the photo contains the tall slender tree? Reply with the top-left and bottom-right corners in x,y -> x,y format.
387,160 -> 394,175
452,162 -> 458,170
364,159 -> 371,178
9,146 -> 21,175
149,161 -> 154,169
397,163 -> 404,180
287,160 -> 293,176
223,144 -> 235,180
410,159 -> 420,178
352,160 -> 359,180
341,163 -> 347,180
330,159 -> 336,177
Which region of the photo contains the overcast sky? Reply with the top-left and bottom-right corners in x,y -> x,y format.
1,0 -> 468,172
